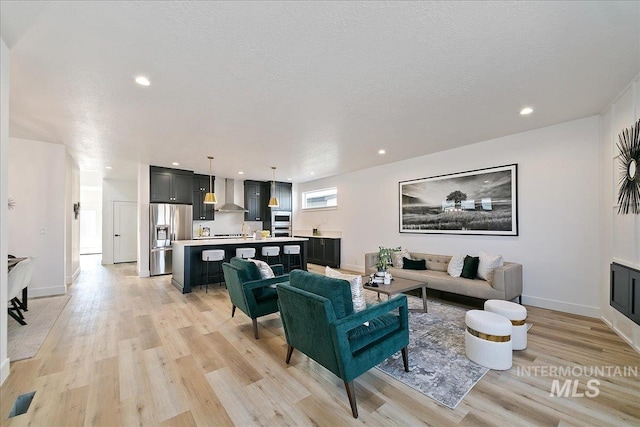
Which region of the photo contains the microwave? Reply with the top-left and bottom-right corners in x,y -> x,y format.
271,211 -> 292,237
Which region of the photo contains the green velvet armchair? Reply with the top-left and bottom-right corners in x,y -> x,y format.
276,270 -> 409,418
222,257 -> 289,339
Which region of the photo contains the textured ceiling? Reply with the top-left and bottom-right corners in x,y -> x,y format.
1,1 -> 639,182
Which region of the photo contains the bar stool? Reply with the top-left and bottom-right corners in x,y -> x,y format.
236,247 -> 256,259
283,245 -> 301,272
202,249 -> 226,292
261,246 -> 281,266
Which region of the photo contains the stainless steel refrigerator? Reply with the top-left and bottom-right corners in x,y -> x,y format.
150,203 -> 192,276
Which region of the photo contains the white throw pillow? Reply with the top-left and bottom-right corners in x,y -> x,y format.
477,251 -> 504,281
250,259 -> 275,279
391,248 -> 411,268
447,254 -> 465,277
325,266 -> 366,313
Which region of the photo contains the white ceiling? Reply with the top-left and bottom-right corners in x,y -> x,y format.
2,1 -> 639,182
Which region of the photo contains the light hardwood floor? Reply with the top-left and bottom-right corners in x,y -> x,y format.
2,255 -> 639,426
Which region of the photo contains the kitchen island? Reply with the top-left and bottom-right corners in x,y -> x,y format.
172,237 -> 308,293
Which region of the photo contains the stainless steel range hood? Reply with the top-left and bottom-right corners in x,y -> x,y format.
215,178 -> 248,212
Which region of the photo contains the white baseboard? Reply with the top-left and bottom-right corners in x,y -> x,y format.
339,263 -> 365,274
523,295 -> 601,318
29,285 -> 67,298
0,357 -> 9,385
601,314 -> 640,355
66,266 -> 80,284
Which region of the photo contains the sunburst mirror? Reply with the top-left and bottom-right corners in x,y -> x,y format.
617,118 -> 640,214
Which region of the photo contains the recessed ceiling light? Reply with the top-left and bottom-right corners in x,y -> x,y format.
287,177 -> 292,181
135,76 -> 150,86
310,172 -> 315,175
378,149 -> 386,154
172,162 -> 179,166
105,166 -> 112,170
520,107 -> 533,115
238,171 -> 244,175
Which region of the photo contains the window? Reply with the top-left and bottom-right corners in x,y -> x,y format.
302,187 -> 337,209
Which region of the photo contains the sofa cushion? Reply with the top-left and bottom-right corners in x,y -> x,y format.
477,251 -> 504,281
348,313 -> 400,353
289,270 -> 354,319
255,286 -> 278,303
447,254 -> 465,277
411,253 -> 451,272
403,257 -> 426,270
461,256 -> 479,279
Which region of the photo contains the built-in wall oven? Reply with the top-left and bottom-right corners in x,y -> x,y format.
271,211 -> 292,237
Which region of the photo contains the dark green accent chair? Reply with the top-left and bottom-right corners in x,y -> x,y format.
222,257 -> 289,339
276,270 -> 409,418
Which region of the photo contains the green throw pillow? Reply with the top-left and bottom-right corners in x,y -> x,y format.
378,246 -> 401,268
402,257 -> 426,270
461,255 -> 479,279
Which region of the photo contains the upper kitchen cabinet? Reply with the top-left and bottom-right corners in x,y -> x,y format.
150,166 -> 194,204
272,182 -> 292,211
244,180 -> 268,221
193,174 -> 215,220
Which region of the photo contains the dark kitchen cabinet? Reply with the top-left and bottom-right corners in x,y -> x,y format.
193,174 -> 215,220
610,263 -> 640,326
305,236 -> 340,268
244,180 -> 268,221
150,166 -> 193,204
273,182 -> 292,211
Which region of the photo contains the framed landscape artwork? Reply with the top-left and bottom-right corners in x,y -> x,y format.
399,164 -> 518,236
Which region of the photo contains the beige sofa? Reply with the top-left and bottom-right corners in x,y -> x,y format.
364,252 -> 523,303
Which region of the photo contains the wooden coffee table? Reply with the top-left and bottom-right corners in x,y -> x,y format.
363,276 -> 428,312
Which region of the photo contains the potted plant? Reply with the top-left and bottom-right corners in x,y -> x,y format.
375,258 -> 388,275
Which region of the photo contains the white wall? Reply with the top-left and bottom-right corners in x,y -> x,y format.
8,137 -> 67,298
600,73 -> 640,352
102,178 -> 137,265
137,164 -> 150,276
1,37 -> 11,385
65,151 -> 80,284
295,117 -> 602,317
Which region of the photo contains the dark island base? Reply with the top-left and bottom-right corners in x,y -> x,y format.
173,240 -> 307,293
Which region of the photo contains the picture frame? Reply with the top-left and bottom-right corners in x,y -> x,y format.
399,164 -> 518,236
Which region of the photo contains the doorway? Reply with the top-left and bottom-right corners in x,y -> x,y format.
113,201 -> 137,263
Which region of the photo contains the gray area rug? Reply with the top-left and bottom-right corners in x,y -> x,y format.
368,292 -> 489,409
7,295 -> 71,361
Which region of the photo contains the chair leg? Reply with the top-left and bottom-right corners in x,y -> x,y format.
401,346 -> 409,372
8,308 -> 26,325
252,318 -> 259,339
344,381 -> 358,418
10,299 -> 25,319
518,295 -> 522,304
231,305 -> 236,317
286,345 -> 294,364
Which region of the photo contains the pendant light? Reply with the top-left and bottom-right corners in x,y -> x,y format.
203,156 -> 217,204
267,166 -> 279,208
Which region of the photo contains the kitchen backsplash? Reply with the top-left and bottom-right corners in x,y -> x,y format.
193,216 -> 263,237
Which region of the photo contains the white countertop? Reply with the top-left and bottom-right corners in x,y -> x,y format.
174,237 -> 308,247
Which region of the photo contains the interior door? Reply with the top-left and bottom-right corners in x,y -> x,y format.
114,201 -> 137,263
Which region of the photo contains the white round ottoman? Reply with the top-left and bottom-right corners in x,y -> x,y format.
484,299 -> 527,350
465,310 -> 512,370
